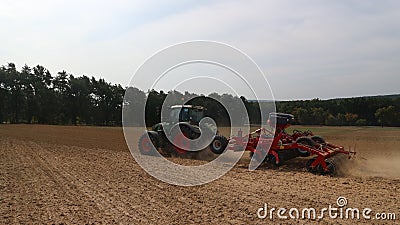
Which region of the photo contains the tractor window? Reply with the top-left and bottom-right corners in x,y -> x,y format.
169,106 -> 204,124
190,109 -> 204,124
180,108 -> 190,122
170,108 -> 180,123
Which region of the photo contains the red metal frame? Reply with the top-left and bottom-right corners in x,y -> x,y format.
226,121 -> 356,173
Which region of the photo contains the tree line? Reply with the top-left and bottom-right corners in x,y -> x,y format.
0,63 -> 124,125
276,97 -> 400,127
1,63 -> 399,127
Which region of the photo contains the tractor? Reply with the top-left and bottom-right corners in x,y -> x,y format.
138,105 -> 227,157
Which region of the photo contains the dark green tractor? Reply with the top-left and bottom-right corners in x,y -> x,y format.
138,105 -> 228,156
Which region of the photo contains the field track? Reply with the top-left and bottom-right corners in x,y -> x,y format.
1,125 -> 399,224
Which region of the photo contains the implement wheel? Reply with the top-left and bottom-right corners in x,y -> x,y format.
317,159 -> 336,175
267,154 -> 282,166
311,135 -> 326,144
306,158 -> 317,173
250,150 -> 267,163
296,137 -> 316,157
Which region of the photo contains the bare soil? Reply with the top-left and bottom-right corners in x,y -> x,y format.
1,125 -> 399,224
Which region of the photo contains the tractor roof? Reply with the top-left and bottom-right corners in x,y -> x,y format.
170,105 -> 204,110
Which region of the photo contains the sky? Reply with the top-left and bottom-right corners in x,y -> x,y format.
1,0 -> 399,100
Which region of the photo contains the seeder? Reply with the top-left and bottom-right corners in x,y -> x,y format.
210,113 -> 356,175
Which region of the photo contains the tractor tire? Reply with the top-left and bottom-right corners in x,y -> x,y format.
138,132 -> 159,156
296,137 -> 316,157
170,127 -> 190,156
169,124 -> 205,157
311,135 -> 326,144
210,135 -> 228,154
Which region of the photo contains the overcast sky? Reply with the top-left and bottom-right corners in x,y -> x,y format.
1,0 -> 399,100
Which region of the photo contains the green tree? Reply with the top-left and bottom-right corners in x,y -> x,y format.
292,107 -> 312,125
68,75 -> 92,124
375,106 -> 398,127
31,65 -> 55,124
355,119 -> 367,126
326,113 -> 338,126
345,113 -> 358,125
3,63 -> 27,123
0,67 -> 9,122
310,107 -> 326,125
53,71 -> 70,124
123,87 -> 146,126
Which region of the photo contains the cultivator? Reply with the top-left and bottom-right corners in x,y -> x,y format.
210,113 -> 356,175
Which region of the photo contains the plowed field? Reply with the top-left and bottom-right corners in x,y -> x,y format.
1,125 -> 399,224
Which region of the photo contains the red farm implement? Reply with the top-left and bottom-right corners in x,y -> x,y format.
210,113 -> 356,175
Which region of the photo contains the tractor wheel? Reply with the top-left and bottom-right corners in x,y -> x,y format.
170,128 -> 190,156
296,137 -> 316,157
306,158 -> 317,173
210,135 -> 228,154
311,135 -> 326,144
169,124 -> 202,157
138,132 -> 159,156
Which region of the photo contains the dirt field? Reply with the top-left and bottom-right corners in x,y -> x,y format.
1,125 -> 399,224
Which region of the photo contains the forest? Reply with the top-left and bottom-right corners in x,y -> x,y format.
1,63 -> 399,127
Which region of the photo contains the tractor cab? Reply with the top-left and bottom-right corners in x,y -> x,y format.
169,105 -> 205,125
